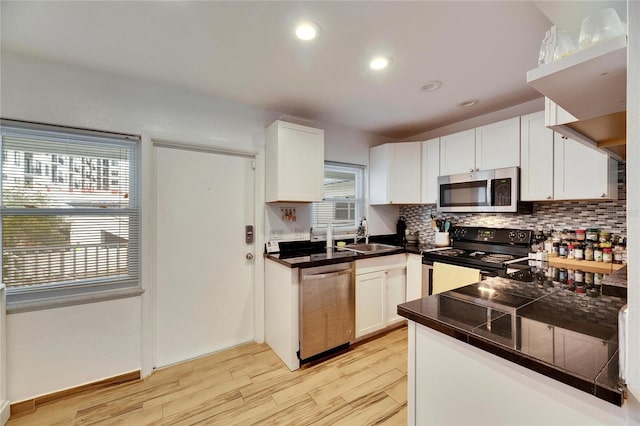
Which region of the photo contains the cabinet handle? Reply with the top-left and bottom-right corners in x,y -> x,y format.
546,325 -> 553,331
470,168 -> 474,172
600,193 -> 606,198
546,195 -> 552,200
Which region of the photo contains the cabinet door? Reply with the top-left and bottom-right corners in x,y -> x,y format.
554,327 -> 612,379
406,254 -> 423,301
421,138 -> 440,204
519,318 -> 554,364
369,144 -> 391,204
265,120 -> 324,202
386,267 -> 407,326
355,271 -> 386,337
520,111 -> 554,201
475,117 -> 521,171
439,129 -> 475,176
554,136 -> 616,200
391,142 -> 422,204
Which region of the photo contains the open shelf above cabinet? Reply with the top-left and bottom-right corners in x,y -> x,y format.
526,34 -> 627,121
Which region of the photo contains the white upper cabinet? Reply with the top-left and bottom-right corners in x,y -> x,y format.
439,129 -> 475,176
474,117 -> 521,171
439,117 -> 520,176
520,111 -> 554,201
370,142 -> 422,204
421,138 -> 440,204
265,120 -> 324,202
554,135 -> 618,200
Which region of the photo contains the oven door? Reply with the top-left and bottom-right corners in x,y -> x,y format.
437,170 -> 494,213
422,260 -> 488,296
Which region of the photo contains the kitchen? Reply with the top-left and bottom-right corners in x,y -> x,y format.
0,1 -> 638,425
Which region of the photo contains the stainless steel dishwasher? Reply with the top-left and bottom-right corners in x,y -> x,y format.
299,262 -> 355,361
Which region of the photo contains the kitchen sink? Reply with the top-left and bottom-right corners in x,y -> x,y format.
343,243 -> 402,254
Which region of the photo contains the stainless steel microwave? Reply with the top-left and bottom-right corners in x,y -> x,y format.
437,166 -> 530,213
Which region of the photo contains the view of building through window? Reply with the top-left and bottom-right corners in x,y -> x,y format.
1,124 -> 139,295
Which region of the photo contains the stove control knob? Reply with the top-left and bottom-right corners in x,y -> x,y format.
518,232 -> 526,240
508,231 -> 516,239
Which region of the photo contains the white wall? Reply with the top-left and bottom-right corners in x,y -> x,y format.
7,298 -> 140,403
0,51 -> 389,402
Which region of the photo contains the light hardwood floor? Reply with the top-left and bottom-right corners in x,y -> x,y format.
8,327 -> 407,425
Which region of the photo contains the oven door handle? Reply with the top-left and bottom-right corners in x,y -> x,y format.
486,177 -> 493,207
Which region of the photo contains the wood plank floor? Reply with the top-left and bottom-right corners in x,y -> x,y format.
8,327 -> 407,425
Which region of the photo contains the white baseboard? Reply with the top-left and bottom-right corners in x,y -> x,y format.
0,400 -> 10,425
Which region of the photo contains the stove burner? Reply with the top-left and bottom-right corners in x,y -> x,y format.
479,254 -> 516,264
431,248 -> 466,257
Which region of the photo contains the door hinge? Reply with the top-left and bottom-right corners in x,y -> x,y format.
251,160 -> 256,170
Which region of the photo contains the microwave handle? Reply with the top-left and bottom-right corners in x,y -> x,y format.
486,178 -> 493,206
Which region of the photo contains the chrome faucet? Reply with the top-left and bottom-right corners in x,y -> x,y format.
355,217 -> 369,244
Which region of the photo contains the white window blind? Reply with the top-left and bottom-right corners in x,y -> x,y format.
312,162 -> 364,231
0,121 -> 140,306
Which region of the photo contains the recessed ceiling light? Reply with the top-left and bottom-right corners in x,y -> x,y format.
295,21 -> 321,41
421,80 -> 443,92
458,99 -> 480,108
370,56 -> 392,70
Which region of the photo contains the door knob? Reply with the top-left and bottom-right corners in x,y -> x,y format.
246,253 -> 254,260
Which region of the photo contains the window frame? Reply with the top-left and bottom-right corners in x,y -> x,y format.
312,161 -> 365,234
0,120 -> 142,312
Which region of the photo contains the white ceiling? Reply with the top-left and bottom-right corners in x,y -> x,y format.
0,1 -> 627,139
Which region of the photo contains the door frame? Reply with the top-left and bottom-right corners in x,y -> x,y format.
140,131 -> 265,377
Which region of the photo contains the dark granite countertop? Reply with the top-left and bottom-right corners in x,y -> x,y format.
398,276 -> 627,406
265,236 -> 432,268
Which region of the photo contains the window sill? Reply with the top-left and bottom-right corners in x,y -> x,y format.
6,286 -> 144,314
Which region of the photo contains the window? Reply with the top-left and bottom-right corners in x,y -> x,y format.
0,120 -> 141,308
312,162 -> 364,231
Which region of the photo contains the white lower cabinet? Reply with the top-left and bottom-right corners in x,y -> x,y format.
355,254 -> 407,338
355,271 -> 387,337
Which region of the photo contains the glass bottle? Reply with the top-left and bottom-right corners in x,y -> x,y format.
594,243 -> 603,262
584,242 -> 594,261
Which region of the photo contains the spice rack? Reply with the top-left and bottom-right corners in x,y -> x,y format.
548,258 -> 625,275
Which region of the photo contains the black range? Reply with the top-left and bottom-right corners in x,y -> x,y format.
422,226 -> 532,272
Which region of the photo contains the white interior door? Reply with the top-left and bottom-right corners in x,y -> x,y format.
154,145 -> 255,367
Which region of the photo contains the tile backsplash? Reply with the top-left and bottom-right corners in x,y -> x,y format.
401,163 -> 627,245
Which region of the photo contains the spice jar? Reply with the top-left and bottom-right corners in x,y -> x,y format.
585,271 -> 594,286
559,242 -> 568,258
567,243 -> 575,259
584,242 -> 594,261
575,269 -> 584,284
594,244 -> 603,262
575,229 -> 586,241
574,243 -> 584,260
594,273 -> 604,286
614,243 -> 624,264
586,228 -> 599,242
599,231 -> 611,243
603,247 -> 612,263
